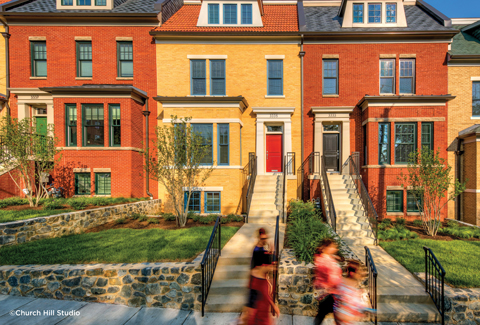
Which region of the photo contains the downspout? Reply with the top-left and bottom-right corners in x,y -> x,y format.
0,18 -> 10,117
454,137 -> 464,221
300,34 -> 304,166
143,98 -> 154,199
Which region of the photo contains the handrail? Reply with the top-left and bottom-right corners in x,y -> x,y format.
343,154 -> 378,245
321,155 -> 337,232
423,246 -> 446,325
285,152 -> 295,176
200,216 -> 221,317
309,152 -> 320,175
282,155 -> 287,223
271,214 -> 280,315
365,246 -> 378,325
246,154 -> 257,220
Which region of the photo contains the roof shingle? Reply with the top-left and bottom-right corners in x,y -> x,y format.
154,4 -> 298,32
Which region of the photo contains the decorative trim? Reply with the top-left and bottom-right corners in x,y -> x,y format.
465,189 -> 480,193
386,212 -> 404,216
471,77 -> 480,81
306,40 -> 452,45
116,37 -> 133,41
93,168 -> 111,172
362,117 -> 445,126
29,36 -> 46,41
162,118 -> 244,127
312,106 -> 355,114
58,147 -> 142,152
380,54 -> 396,58
182,187 -> 223,191
252,107 -> 295,114
116,77 -> 134,80
322,94 -> 339,98
362,164 -> 414,169
303,0 -> 341,6
74,36 -> 92,41
187,55 -> 228,59
387,186 -> 403,190
406,212 -> 422,216
400,54 -> 417,58
73,168 -> 90,173
322,54 -> 339,58
75,77 -> 93,80
30,77 -> 47,80
265,95 -> 285,99
451,18 -> 480,25
265,55 -> 285,59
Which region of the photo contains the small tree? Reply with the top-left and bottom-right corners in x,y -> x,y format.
398,147 -> 465,236
144,116 -> 214,227
0,117 -> 61,207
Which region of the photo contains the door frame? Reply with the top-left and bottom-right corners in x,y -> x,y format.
265,123 -> 284,174
323,132 -> 340,172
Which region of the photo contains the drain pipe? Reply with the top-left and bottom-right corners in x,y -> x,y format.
0,18 -> 11,117
454,137 -> 464,221
142,98 -> 154,199
299,34 -> 305,198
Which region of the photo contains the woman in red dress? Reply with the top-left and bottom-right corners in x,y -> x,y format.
248,261 -> 279,325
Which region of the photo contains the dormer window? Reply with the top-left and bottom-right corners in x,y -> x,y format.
96,0 -> 106,5
241,4 -> 252,24
208,4 -> 219,24
198,1 -> 263,27
223,4 -> 237,24
62,0 -> 73,5
368,3 -> 382,23
56,0 -> 113,10
386,3 -> 396,23
78,0 -> 91,5
353,4 -> 364,23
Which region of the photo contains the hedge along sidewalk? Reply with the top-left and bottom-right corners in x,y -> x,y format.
0,254 -> 205,311
0,199 -> 162,248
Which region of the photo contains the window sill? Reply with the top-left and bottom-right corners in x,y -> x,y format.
322,94 -> 339,98
76,77 -> 92,80
407,212 -> 422,216
471,117 -> 480,120
94,195 -> 111,197
265,95 -> 285,99
116,77 -> 133,80
386,212 -> 404,216
30,77 -> 47,80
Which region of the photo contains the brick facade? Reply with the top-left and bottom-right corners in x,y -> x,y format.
303,43 -> 450,220
7,25 -> 158,198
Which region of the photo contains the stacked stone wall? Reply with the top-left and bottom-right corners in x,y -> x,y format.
0,199 -> 161,248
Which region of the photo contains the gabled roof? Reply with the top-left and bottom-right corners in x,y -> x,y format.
304,5 -> 455,32
152,4 -> 298,33
449,23 -> 480,57
1,0 -> 158,14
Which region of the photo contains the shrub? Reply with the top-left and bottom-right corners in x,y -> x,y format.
0,197 -> 29,209
220,217 -> 230,224
148,218 -> 160,224
413,219 -> 423,227
43,200 -> 65,211
378,223 -> 389,231
138,215 -> 148,222
163,213 -> 176,222
192,214 -> 201,222
396,217 -> 406,225
286,215 -> 332,264
130,213 -> 142,220
288,200 -> 318,222
379,228 -> 418,241
228,215 -> 244,222
395,223 -> 406,231
69,199 -> 87,210
115,218 -> 127,224
447,220 -> 459,228
197,214 -> 218,224
91,197 -> 110,206
381,218 -> 392,225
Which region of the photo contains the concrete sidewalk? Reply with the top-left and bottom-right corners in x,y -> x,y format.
0,294 -> 314,325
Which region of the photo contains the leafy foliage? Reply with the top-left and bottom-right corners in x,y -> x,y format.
413,219 -> 423,227
115,218 -> 127,224
398,148 -> 466,236
395,217 -> 406,225
69,199 -> 87,210
144,116 -> 214,227
42,200 -> 65,211
0,117 -> 62,207
148,218 -> 160,224
0,197 -> 29,209
438,221 -> 480,239
286,200 -> 333,264
162,213 -> 176,222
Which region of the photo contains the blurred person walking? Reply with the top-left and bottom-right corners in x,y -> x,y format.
313,238 -> 342,325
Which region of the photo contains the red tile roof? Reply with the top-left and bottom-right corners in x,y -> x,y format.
154,5 -> 298,33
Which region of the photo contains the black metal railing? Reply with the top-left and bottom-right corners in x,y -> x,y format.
285,152 -> 295,176
309,152 -> 321,175
423,246 -> 446,325
321,155 -> 337,232
282,156 -> 287,223
343,153 -> 378,245
200,217 -> 221,317
365,246 -> 378,325
271,214 -> 280,315
246,154 -> 257,219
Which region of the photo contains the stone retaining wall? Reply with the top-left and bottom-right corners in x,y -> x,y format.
415,273 -> 480,325
0,255 -> 203,311
0,199 -> 162,248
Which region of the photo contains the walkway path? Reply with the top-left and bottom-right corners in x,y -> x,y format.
0,294 -> 314,325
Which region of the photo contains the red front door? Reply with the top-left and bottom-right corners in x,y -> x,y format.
266,134 -> 282,172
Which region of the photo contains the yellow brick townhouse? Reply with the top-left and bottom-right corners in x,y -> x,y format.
447,18 -> 480,226
151,0 -> 301,219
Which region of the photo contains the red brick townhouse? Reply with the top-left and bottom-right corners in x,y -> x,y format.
301,0 -> 458,220
0,0 -> 160,198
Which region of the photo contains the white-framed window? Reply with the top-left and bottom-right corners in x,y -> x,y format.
368,3 -> 382,23
380,59 -> 395,94
386,3 -> 397,23
399,59 -> 415,94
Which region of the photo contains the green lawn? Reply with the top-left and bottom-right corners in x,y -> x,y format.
380,239 -> 480,288
0,209 -> 74,223
0,226 -> 240,265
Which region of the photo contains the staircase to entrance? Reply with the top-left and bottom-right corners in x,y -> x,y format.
248,174 -> 283,224
319,153 -> 442,323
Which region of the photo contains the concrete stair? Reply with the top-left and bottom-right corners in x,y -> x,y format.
248,175 -> 283,224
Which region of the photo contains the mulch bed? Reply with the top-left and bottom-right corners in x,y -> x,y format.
401,221 -> 480,242
85,217 -> 244,233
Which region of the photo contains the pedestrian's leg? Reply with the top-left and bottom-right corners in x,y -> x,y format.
313,294 -> 334,325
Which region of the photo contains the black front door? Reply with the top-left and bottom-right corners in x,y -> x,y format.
323,134 -> 339,171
